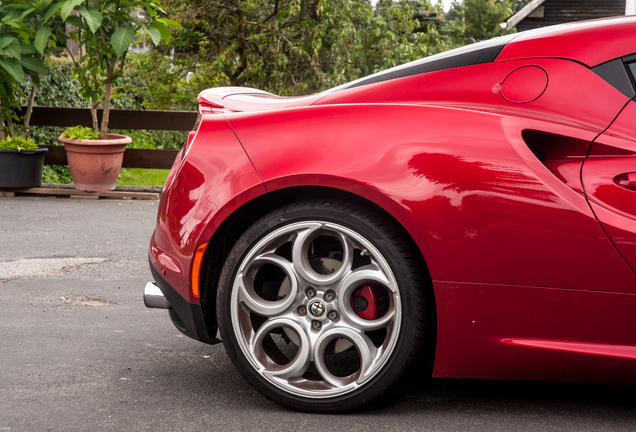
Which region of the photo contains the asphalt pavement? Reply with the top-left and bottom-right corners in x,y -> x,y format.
1,196 -> 636,431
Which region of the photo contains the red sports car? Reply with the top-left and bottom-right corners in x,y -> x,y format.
145,16 -> 636,412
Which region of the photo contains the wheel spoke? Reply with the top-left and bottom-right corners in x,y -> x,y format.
252,252 -> 297,276
313,327 -> 378,387
291,224 -> 352,286
235,252 -> 298,317
253,318 -> 311,381
338,265 -> 397,330
351,331 -> 381,385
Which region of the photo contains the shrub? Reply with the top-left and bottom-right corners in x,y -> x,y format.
61,126 -> 100,140
0,137 -> 39,151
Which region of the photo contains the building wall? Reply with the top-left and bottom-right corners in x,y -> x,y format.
516,0 -> 625,32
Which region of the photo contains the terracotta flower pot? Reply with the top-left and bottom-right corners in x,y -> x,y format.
58,133 -> 132,191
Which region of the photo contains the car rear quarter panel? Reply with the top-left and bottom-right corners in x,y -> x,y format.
226,103 -> 636,292
151,115 -> 265,302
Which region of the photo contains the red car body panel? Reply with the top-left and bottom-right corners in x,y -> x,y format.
150,116 -> 265,303
584,101 -> 636,273
314,58 -> 628,132
434,281 -> 636,383
230,103 -> 636,291
150,17 -> 636,384
497,16 -> 636,67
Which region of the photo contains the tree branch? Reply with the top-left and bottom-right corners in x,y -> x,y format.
21,85 -> 37,139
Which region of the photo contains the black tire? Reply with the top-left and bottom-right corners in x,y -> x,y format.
216,199 -> 431,412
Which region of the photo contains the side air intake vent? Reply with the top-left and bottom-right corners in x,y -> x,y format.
521,130 -> 591,161
521,130 -> 592,193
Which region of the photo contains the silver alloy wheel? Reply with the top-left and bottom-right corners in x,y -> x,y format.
230,221 -> 402,398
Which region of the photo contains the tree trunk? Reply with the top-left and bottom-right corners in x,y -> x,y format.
90,98 -> 99,134
66,10 -> 81,60
7,119 -> 15,138
0,117 -> 6,140
100,64 -> 113,140
21,85 -> 37,139
0,101 -> 6,140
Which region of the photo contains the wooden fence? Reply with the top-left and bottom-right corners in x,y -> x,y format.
23,106 -> 198,169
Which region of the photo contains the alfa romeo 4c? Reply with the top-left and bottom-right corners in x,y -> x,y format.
145,17 -> 636,412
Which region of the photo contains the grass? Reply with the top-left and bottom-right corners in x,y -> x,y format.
116,168 -> 170,187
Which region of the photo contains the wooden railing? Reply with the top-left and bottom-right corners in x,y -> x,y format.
23,106 -> 198,169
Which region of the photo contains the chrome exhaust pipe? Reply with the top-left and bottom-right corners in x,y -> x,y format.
144,281 -> 171,309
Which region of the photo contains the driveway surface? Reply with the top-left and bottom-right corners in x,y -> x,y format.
1,196 -> 635,431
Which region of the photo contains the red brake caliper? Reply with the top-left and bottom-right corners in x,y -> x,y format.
351,284 -> 388,320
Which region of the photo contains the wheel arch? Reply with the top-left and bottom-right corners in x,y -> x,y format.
198,185 -> 435,348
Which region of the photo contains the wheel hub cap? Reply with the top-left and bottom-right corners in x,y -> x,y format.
309,299 -> 326,318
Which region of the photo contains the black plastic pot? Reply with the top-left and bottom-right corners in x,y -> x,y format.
0,148 -> 48,188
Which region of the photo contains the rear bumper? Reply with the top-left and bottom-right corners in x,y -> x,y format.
148,257 -> 220,345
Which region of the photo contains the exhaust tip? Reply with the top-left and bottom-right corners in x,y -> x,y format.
144,281 -> 171,309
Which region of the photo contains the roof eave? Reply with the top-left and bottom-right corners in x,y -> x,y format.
504,0 -> 548,30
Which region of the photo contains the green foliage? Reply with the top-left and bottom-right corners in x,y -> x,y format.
60,0 -> 179,137
107,129 -> 184,150
0,0 -> 65,138
19,59 -> 87,108
446,0 -> 532,45
0,136 -> 37,150
119,129 -> 155,148
447,0 -> 512,45
132,0 -> 442,99
17,59 -> 85,149
122,52 -> 199,110
62,125 -> 99,140
42,165 -> 72,183
510,0 -> 533,14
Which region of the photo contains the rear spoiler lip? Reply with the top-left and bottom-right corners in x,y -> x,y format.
197,87 -> 326,113
197,87 -> 272,109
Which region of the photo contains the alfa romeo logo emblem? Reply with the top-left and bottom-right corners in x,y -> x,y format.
309,300 -> 326,318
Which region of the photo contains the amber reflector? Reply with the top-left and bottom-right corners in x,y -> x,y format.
191,242 -> 209,298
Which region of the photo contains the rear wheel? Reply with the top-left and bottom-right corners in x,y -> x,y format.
216,200 -> 431,412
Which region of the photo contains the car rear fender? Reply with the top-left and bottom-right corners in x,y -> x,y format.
152,114 -> 266,304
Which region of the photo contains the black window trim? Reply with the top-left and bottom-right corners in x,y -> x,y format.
592,55 -> 636,99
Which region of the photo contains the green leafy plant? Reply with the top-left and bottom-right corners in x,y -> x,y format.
60,0 -> 180,139
0,0 -> 64,140
446,0 -> 528,45
42,164 -> 72,183
0,136 -> 38,151
141,0 -> 436,98
61,125 -> 99,140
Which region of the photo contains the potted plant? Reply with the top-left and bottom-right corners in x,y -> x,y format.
0,0 -> 61,188
58,125 -> 131,191
0,137 -> 47,188
58,0 -> 179,191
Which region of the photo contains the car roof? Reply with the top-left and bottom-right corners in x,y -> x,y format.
497,15 -> 636,67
